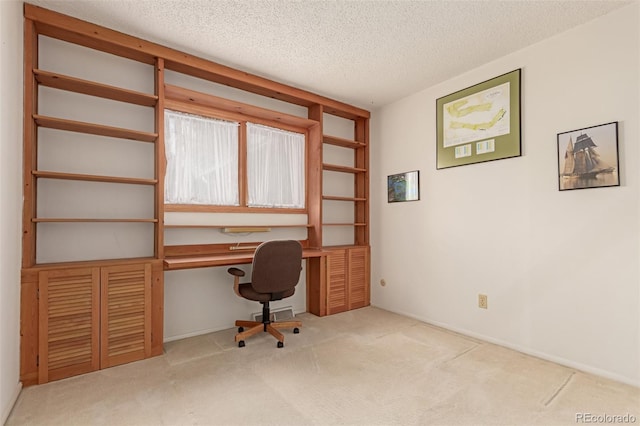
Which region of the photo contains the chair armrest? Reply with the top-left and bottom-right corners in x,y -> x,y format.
228,267 -> 245,298
227,267 -> 245,277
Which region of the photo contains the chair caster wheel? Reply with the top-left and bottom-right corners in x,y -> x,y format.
277,341 -> 284,348
238,327 -> 244,333
238,340 -> 245,348
293,328 -> 300,334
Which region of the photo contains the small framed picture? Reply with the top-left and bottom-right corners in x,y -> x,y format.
557,122 -> 620,191
387,170 -> 420,203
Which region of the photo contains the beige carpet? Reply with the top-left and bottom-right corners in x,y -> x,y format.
7,307 -> 639,425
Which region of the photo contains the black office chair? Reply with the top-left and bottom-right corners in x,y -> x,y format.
227,240 -> 303,348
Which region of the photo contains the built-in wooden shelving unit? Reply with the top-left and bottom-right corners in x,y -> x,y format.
21,2 -> 370,386
320,126 -> 369,241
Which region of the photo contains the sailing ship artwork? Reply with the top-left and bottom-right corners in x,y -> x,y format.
557,122 -> 619,191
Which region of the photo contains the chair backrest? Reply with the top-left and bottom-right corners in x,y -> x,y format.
250,240 -> 303,294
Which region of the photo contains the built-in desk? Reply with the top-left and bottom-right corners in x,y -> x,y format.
163,248 -> 329,270
163,244 -> 330,316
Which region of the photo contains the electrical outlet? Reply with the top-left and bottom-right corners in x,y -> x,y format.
478,294 -> 488,309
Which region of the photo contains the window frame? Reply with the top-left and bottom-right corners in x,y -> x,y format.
163,99 -> 311,214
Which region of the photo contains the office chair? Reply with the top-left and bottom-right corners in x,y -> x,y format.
227,240 -> 303,348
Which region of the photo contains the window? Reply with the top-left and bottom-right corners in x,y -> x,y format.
164,110 -> 306,210
164,110 -> 239,205
247,123 -> 305,209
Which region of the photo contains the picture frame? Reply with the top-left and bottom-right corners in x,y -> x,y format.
387,170 -> 420,203
436,69 -> 521,169
557,121 -> 619,191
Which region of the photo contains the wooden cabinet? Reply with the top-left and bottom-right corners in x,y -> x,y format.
347,246 -> 369,310
37,262 -> 152,384
38,267 -> 99,383
326,246 -> 370,315
100,264 -> 152,368
327,249 -> 348,314
22,259 -> 163,385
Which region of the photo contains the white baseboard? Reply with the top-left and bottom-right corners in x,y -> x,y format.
2,381 -> 22,425
375,305 -> 640,388
163,324 -> 231,343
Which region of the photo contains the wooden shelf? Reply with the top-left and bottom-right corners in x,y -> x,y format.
34,69 -> 158,107
34,115 -> 158,143
33,170 -> 157,185
323,196 -> 367,202
322,244 -> 369,249
33,218 -> 158,223
323,163 -> 367,174
323,135 -> 365,149
323,223 -> 367,227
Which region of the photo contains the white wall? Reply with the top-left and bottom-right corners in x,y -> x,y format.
0,1 -> 24,422
371,3 -> 639,386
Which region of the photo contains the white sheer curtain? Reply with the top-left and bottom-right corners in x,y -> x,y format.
246,123 -> 305,208
164,110 -> 239,205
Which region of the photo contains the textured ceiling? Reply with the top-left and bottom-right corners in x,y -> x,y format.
27,0 -> 629,109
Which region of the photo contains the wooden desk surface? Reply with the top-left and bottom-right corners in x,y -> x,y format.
163,248 -> 329,270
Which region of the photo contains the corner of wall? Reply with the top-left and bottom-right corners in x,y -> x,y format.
0,0 -> 25,423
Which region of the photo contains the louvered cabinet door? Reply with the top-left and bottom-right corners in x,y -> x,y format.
326,249 -> 349,315
348,246 -> 370,310
38,267 -> 100,384
100,263 -> 151,368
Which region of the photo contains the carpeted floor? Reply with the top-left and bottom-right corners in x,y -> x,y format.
7,307 -> 640,425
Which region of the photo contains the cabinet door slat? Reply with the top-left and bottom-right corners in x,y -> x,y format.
39,268 -> 100,384
101,263 -> 151,368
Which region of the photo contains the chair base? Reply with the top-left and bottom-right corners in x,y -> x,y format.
234,319 -> 302,347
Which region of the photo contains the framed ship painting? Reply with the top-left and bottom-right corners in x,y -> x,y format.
557,121 -> 619,191
436,69 -> 521,169
388,170 -> 420,203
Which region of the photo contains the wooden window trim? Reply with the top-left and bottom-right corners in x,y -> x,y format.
164,204 -> 307,214
164,84 -> 317,132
